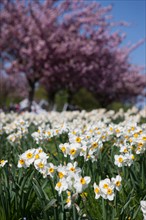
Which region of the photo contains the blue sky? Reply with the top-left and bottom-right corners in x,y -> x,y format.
97,0 -> 146,68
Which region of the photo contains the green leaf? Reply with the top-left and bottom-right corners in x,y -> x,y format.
44,198 -> 57,211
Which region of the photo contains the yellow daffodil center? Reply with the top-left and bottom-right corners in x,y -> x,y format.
107,188 -> 112,195
133,133 -> 138,138
103,183 -> 108,189
76,137 -> 81,143
124,148 -> 128,153
70,167 -> 75,172
38,162 -> 44,168
49,168 -> 54,173
118,157 -> 123,163
35,154 -> 39,159
95,187 -> 100,194
67,191 -> 71,196
80,178 -> 86,185
26,153 -> 33,159
10,137 -> 14,141
0,160 -> 5,164
57,182 -> 62,188
138,143 -> 143,147
19,159 -> 25,165
129,138 -> 132,143
131,155 -> 135,160
58,172 -> 64,179
61,146 -> 66,152
116,181 -> 121,187
92,142 -> 98,148
142,137 -> 146,141
66,198 -> 71,203
70,149 -> 76,155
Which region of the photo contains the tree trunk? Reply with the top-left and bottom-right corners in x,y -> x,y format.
48,91 -> 56,111
28,82 -> 35,112
67,90 -> 73,105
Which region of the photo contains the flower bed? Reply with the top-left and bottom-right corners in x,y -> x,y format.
0,107 -> 146,220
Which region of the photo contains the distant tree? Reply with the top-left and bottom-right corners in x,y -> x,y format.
0,0 -> 74,110
0,71 -> 27,107
82,44 -> 146,107
40,1 -> 145,108
0,0 -> 145,110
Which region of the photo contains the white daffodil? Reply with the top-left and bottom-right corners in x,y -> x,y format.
31,132 -> 42,144
59,143 -> 69,157
66,162 -> 81,175
18,157 -> 27,168
79,145 -> 88,157
66,174 -> 77,191
99,178 -> 111,194
57,164 -> 68,179
65,191 -> 72,209
69,134 -> 83,144
55,178 -> 68,195
105,186 -> 115,201
99,178 -> 115,201
140,201 -> 146,220
67,143 -> 81,160
44,129 -> 53,138
43,162 -> 56,178
53,128 -> 61,136
135,141 -> 146,154
124,153 -> 135,166
7,133 -> 17,143
0,159 -> 8,167
93,183 -> 101,199
74,176 -> 91,193
34,159 -> 47,174
100,178 -> 114,198
34,150 -> 49,162
114,155 -> 125,167
111,175 -> 122,191
119,145 -> 129,154
23,149 -> 36,166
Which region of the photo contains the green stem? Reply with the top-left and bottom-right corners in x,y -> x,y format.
61,194 -> 65,220
73,205 -> 77,220
102,198 -> 106,220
